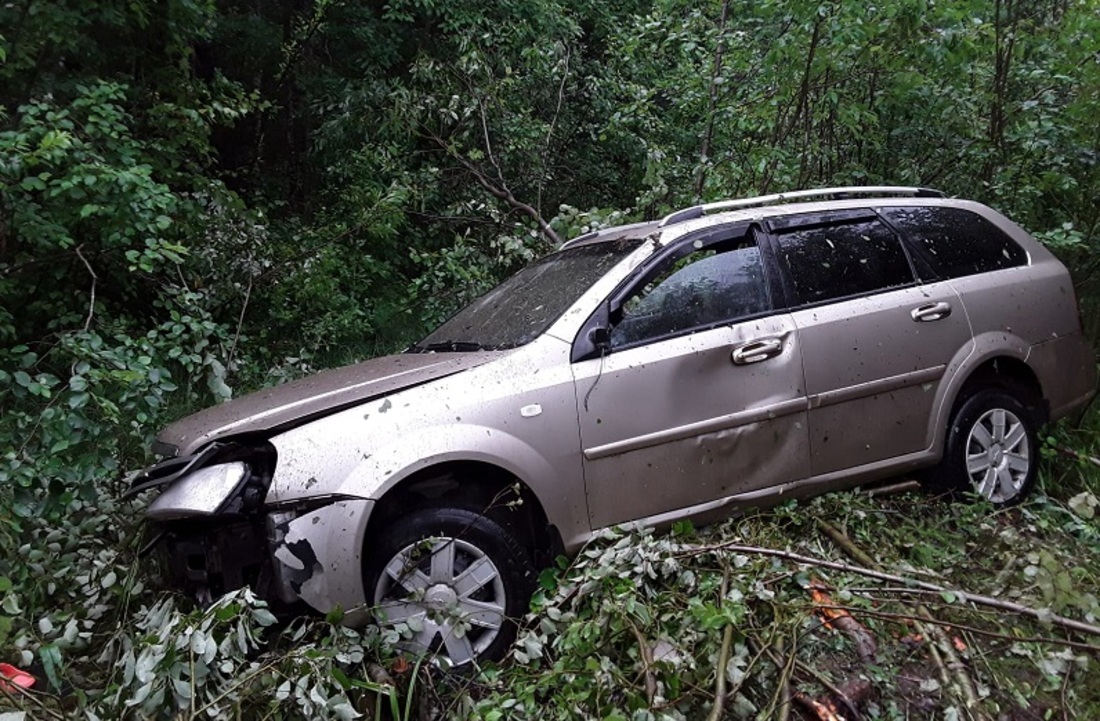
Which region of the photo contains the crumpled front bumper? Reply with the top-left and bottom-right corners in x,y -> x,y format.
132,446 -> 375,620
267,499 -> 375,623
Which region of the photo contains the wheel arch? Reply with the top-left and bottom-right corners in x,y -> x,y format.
366,459 -> 564,567
930,345 -> 1048,458
955,355 -> 1045,419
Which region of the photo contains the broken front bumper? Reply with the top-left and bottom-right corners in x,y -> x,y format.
268,499 -> 375,623
150,498 -> 375,620
133,447 -> 375,620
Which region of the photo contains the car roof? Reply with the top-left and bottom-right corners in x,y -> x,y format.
559,187 -> 1011,251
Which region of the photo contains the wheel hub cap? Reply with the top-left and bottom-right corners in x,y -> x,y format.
372,536 -> 507,666
425,583 -> 457,611
989,445 -> 1004,465
965,406 -> 1030,503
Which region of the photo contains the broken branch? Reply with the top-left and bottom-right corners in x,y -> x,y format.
74,244 -> 97,331
815,520 -> 983,715
686,539 -> 1100,639
706,563 -> 734,721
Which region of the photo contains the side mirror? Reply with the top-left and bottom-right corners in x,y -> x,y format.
589,326 -> 611,352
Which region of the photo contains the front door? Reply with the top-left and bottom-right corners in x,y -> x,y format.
572,228 -> 810,529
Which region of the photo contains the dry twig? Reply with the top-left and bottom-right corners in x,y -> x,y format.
1054,444 -> 1100,469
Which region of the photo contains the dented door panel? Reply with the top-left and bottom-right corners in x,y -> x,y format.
574,314 -> 809,529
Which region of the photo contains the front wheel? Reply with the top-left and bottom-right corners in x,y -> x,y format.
363,507 -> 534,667
930,388 -> 1040,504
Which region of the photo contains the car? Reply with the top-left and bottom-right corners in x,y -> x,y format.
129,186 -> 1097,666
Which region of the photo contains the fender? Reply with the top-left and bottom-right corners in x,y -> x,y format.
923,330 -> 1033,454
333,423 -> 589,548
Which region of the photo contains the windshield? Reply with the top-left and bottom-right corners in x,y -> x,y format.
411,239 -> 644,351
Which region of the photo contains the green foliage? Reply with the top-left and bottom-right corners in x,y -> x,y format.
2,0 -> 1100,717
455,467 -> 1100,719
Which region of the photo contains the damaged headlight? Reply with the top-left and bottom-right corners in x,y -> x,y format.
147,462 -> 249,520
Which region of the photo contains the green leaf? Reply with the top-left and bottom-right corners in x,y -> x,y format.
538,567 -> 558,591
38,643 -> 63,691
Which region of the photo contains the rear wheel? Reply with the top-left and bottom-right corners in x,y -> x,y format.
929,387 -> 1040,504
363,507 -> 534,667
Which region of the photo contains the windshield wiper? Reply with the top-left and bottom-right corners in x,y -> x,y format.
409,341 -> 493,353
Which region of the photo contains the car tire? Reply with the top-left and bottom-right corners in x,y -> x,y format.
928,387 -> 1040,504
362,506 -> 534,667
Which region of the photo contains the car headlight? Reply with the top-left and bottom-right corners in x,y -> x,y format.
147,462 -> 249,520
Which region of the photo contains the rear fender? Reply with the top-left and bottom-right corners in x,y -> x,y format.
925,331 -> 1032,453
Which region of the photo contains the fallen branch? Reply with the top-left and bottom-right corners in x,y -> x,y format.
684,538 -> 1100,639
627,619 -> 657,707
706,563 -> 734,721
1054,444 -> 1100,469
812,603 -> 1100,654
776,643 -> 792,721
815,520 -> 982,715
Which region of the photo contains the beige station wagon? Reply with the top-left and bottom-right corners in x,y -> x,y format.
130,186 -> 1096,666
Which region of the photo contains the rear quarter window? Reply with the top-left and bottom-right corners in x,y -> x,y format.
880,206 -> 1028,279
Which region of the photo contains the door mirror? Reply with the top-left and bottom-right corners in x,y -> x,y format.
589,326 -> 611,352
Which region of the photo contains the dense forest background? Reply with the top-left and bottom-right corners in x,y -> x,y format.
2,0 -> 1100,717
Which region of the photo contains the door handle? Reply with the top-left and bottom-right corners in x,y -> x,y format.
911,301 -> 952,322
731,337 -> 783,365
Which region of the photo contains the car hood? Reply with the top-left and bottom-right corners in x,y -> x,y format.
156,351 -> 500,456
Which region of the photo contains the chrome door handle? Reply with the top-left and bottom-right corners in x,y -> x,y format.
911,301 -> 952,322
731,337 -> 783,365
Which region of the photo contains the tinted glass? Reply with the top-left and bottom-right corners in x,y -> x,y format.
880,206 -> 1027,279
612,243 -> 769,346
415,239 -> 642,351
776,218 -> 914,305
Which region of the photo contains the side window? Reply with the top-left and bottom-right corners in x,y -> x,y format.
611,240 -> 770,347
880,206 -> 1027,279
775,218 -> 914,305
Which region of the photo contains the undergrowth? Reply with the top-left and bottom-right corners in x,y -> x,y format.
1,415 -> 1099,720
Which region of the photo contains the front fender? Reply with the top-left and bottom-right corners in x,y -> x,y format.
337,422 -> 564,508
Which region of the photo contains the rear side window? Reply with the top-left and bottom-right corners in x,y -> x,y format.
775,217 -> 914,305
880,206 -> 1027,279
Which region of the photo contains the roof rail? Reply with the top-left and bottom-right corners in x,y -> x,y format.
658,186 -> 944,227
559,219 -> 657,249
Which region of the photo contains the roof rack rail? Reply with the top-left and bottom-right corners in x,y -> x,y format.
559,219 -> 657,249
658,186 -> 944,227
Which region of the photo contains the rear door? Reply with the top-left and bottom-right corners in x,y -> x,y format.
769,211 -> 972,476
572,225 -> 810,529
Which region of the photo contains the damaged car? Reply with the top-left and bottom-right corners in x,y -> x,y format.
129,186 -> 1097,666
